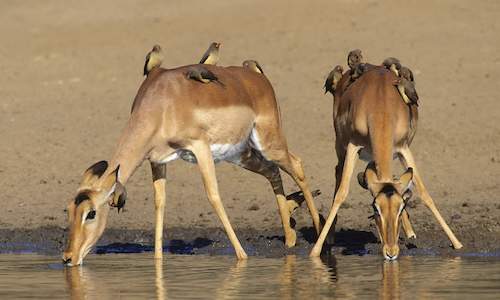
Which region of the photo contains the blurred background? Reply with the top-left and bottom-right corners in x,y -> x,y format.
0,0 -> 499,237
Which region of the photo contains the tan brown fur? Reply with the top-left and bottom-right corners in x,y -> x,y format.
63,64 -> 321,265
310,66 -> 462,259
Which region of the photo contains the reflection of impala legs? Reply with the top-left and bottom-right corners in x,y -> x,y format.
190,140 -> 248,259
399,147 -> 463,249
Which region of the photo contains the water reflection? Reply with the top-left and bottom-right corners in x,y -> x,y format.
64,265 -> 93,300
380,261 -> 400,300
54,253 -> 500,299
155,258 -> 166,300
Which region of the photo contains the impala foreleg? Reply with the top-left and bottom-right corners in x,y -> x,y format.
151,162 -> 167,259
190,141 -> 248,259
310,143 -> 360,257
398,147 -> 463,249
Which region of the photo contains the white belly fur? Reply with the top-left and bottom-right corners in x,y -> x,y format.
159,140 -> 249,164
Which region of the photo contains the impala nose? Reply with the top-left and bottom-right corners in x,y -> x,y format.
383,245 -> 400,261
385,253 -> 398,261
62,257 -> 72,265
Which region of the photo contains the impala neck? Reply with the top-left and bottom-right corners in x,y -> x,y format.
369,114 -> 394,182
107,117 -> 154,185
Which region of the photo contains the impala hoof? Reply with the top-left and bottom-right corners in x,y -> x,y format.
236,249 -> 248,260
310,246 -> 321,257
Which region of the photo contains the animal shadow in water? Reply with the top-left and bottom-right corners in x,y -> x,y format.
95,237 -> 213,255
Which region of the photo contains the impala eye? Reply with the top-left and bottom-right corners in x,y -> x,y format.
86,210 -> 96,220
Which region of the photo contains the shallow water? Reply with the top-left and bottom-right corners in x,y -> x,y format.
1,254 -> 500,299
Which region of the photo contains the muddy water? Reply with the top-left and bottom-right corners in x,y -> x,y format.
1,254 -> 500,299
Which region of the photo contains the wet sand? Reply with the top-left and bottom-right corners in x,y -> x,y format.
1,225 -> 500,258
0,0 -> 499,255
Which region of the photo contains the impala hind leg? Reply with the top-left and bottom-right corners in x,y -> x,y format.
396,154 -> 417,239
310,143 -> 360,257
252,124 -> 320,237
260,150 -> 321,236
151,162 -> 166,259
398,147 -> 463,249
287,151 -> 322,235
231,149 -> 297,247
401,210 -> 416,239
190,141 -> 247,259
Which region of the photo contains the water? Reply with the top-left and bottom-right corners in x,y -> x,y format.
1,254 -> 499,299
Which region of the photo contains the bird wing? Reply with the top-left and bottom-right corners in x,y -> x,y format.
200,69 -> 218,81
143,52 -> 151,75
406,84 -> 419,103
324,70 -> 335,94
199,49 -> 210,64
255,62 -> 264,74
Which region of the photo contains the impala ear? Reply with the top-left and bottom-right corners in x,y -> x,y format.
81,160 -> 108,186
364,163 -> 383,196
100,165 -> 120,192
397,167 -> 414,194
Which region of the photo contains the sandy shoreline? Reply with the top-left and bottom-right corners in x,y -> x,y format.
2,223 -> 499,258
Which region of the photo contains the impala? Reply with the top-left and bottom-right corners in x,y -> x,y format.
310,66 -> 463,259
63,65 -> 322,266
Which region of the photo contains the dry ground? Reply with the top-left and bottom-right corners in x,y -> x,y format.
1,0 -> 499,251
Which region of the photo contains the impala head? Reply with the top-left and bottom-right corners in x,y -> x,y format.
63,161 -> 126,266
212,42 -> 221,49
358,164 -> 414,261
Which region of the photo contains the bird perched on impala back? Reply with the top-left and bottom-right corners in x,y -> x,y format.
242,60 -> 264,74
394,78 -> 419,106
399,66 -> 415,83
143,44 -> 163,76
382,57 -> 401,76
351,63 -> 370,80
186,65 -> 223,85
347,49 -> 363,70
324,65 -> 344,95
199,42 -> 221,65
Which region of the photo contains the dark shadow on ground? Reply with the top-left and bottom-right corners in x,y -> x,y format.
335,229 -> 378,255
95,237 -> 213,255
298,226 -> 378,256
